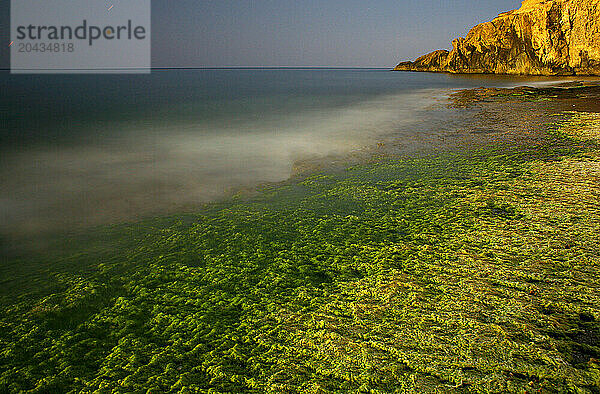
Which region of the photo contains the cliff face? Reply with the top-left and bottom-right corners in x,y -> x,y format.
395,0 -> 600,75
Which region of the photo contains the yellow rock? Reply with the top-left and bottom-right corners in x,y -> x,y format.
395,0 -> 600,75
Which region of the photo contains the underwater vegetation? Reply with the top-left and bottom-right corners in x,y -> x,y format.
1,89 -> 600,393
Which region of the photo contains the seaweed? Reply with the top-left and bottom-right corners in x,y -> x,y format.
1,87 -> 600,392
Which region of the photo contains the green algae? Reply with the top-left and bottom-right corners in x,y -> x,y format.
1,91 -> 600,393
555,111 -> 600,142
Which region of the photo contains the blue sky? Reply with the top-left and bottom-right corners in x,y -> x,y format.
2,0 -> 522,68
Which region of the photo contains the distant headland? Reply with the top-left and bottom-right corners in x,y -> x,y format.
395,0 -> 600,75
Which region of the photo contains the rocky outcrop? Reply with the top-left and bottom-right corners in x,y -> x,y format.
395,0 -> 600,75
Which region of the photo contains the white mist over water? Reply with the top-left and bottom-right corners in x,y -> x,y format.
0,88 -> 442,240
2,69 -> 555,246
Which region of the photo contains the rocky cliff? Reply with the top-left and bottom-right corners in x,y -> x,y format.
395,0 -> 600,75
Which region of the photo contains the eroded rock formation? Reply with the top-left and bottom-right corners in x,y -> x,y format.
395,0 -> 600,75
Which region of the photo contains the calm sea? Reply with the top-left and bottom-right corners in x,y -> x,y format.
0,68 -> 562,243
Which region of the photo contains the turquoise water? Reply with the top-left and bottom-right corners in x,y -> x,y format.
0,69 -> 562,241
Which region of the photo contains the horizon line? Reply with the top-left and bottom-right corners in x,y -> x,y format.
1,66 -> 393,71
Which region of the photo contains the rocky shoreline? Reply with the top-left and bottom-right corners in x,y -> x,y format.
395,0 -> 600,76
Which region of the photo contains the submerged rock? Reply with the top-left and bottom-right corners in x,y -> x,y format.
395,0 -> 600,75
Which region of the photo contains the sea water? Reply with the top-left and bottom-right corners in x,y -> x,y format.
0,68 -> 564,244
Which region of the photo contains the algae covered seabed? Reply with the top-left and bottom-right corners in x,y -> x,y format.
1,83 -> 600,393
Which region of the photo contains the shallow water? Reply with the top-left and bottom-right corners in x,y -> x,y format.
0,69 -> 587,246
